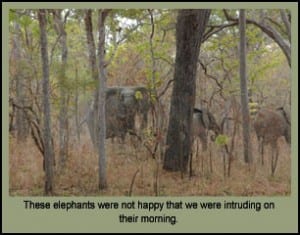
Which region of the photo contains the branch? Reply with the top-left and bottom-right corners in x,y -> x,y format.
128,169 -> 140,196
148,9 -> 157,97
198,59 -> 223,88
202,22 -> 238,42
266,16 -> 285,34
148,9 -> 155,41
280,9 -> 291,42
158,79 -> 174,99
49,33 -> 61,67
63,10 -> 70,25
11,100 -> 45,156
223,9 -> 291,67
198,59 -> 226,100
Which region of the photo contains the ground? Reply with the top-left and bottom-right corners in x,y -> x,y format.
9,132 -> 291,196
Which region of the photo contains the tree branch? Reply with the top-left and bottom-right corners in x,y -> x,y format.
198,59 -> 226,100
158,79 -> 174,99
202,22 -> 238,42
223,9 -> 291,67
280,9 -> 291,42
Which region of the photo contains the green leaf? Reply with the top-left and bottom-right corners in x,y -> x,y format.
215,134 -> 228,146
135,91 -> 143,100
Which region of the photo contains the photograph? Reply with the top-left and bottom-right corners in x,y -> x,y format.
8,8 -> 292,197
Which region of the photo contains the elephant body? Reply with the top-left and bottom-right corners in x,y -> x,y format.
87,86 -> 151,147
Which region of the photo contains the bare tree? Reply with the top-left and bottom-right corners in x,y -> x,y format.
163,10 -> 211,172
38,9 -> 54,195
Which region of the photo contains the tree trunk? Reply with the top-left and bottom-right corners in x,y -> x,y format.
84,9 -> 99,149
38,9 -> 54,195
74,66 -> 81,142
239,10 -> 252,164
163,10 -> 211,172
13,22 -> 29,141
52,9 -> 69,170
97,9 -> 110,190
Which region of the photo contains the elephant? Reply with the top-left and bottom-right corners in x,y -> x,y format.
86,86 -> 151,148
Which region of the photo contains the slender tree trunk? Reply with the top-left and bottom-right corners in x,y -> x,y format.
84,9 -> 99,149
84,9 -> 110,189
239,9 -> 252,164
163,10 -> 211,172
13,22 -> 29,141
38,9 -> 54,195
52,10 -> 69,170
74,66 -> 81,142
97,9 -> 110,190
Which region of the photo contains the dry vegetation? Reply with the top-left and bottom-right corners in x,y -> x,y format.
9,128 -> 291,196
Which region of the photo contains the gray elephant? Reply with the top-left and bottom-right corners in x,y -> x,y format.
120,86 -> 150,131
87,86 -> 151,148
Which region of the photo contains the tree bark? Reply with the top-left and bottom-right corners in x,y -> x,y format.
97,9 -> 110,190
13,22 -> 29,141
163,10 -> 211,172
84,9 -> 99,149
52,9 -> 69,170
280,9 -> 291,42
239,9 -> 252,164
38,9 -> 54,195
74,66 -> 81,142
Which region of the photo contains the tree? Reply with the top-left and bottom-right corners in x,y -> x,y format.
97,9 -> 110,190
38,9 -> 54,195
12,20 -> 29,141
239,9 -> 252,164
163,9 -> 211,172
84,9 -> 110,189
51,9 -> 69,170
84,9 -> 99,149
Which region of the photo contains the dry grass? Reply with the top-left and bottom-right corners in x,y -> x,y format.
9,133 -> 291,196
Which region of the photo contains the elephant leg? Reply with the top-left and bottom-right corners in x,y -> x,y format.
189,151 -> 193,178
271,143 -> 279,176
259,139 -> 264,166
195,138 -> 199,171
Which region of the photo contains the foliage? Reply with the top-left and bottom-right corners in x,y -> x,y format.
215,134 -> 228,146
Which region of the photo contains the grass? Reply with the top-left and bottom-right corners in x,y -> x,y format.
9,132 -> 291,196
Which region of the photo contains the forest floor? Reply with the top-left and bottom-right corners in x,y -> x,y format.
9,132 -> 291,196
